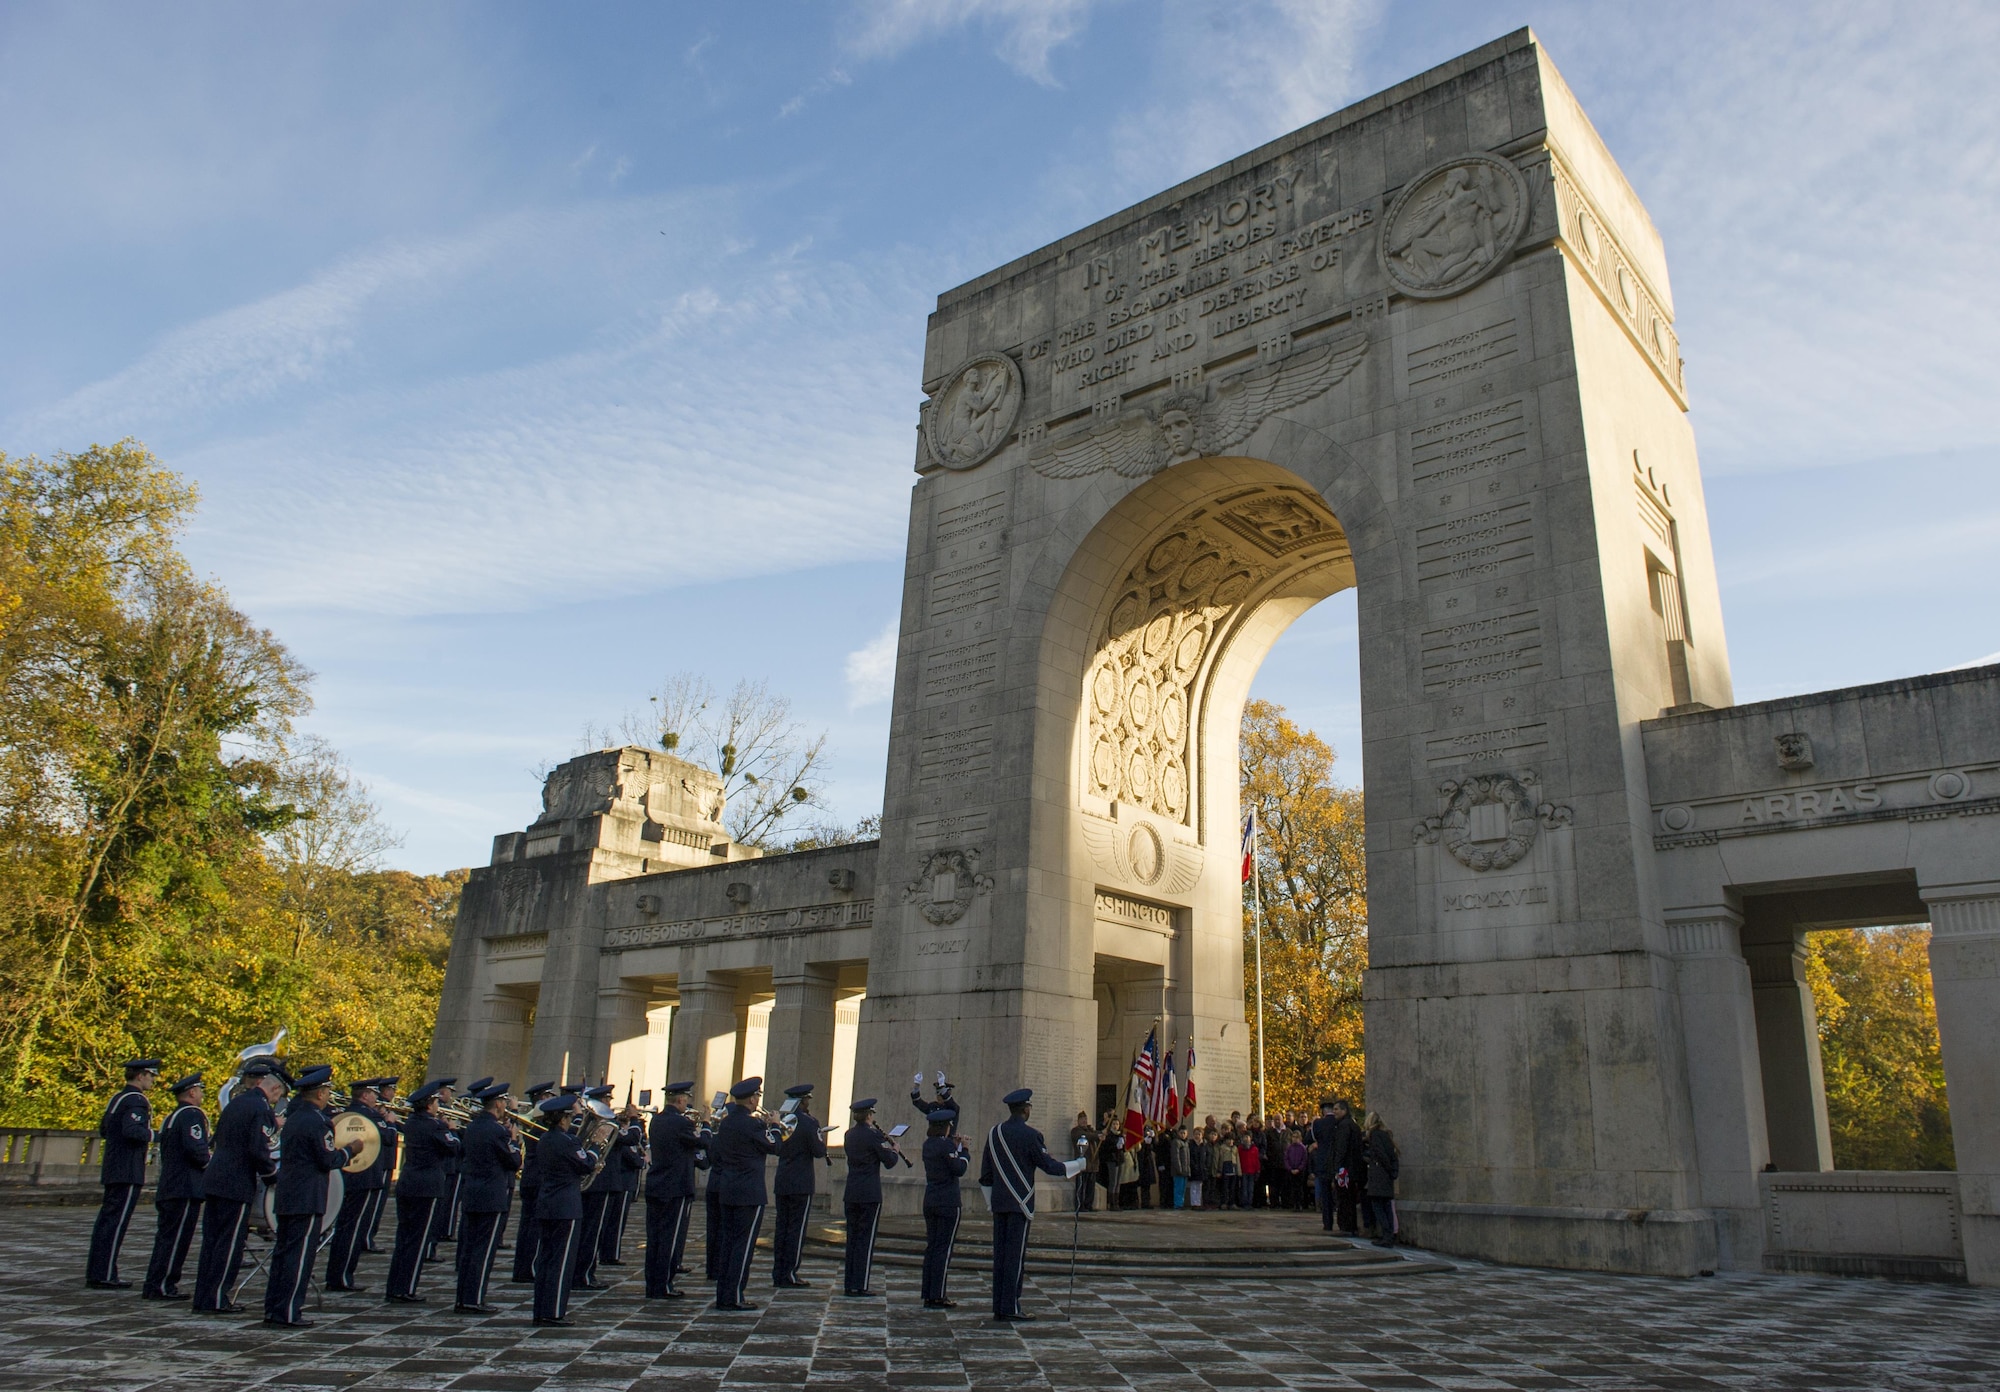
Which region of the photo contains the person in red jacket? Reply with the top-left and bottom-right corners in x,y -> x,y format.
1236,1129 -> 1261,1209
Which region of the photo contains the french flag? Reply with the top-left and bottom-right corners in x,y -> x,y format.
1240,809 -> 1256,883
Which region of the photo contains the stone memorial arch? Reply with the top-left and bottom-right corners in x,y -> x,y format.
433,30 -> 2000,1283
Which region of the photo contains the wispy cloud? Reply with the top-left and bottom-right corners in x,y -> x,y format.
843,0 -> 1104,84
844,620 -> 899,707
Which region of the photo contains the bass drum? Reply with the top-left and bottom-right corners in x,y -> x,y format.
258,1168 -> 345,1237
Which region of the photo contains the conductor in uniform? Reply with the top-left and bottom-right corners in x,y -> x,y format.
454,1081 -> 522,1314
142,1071 -> 210,1300
529,1092 -> 601,1326
710,1076 -> 781,1311
192,1060 -> 280,1313
771,1082 -> 825,1288
509,1081 -> 556,1284
920,1106 -> 968,1309
977,1087 -> 1082,1322
324,1076 -> 393,1292
840,1098 -> 902,1297
265,1065 -> 362,1327
386,1079 -> 461,1304
87,1057 -> 159,1288
643,1081 -> 703,1299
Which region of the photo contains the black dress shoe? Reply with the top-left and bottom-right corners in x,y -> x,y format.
263,1317 -> 315,1328
842,1288 -> 877,1298
575,1279 -> 610,1291
87,1279 -> 133,1290
506,1277 -> 534,1285
532,1316 -> 574,1326
600,1258 -> 625,1266
774,1278 -> 813,1288
454,1302 -> 497,1314
363,1244 -> 383,1253
923,1299 -> 957,1309
326,1283 -> 369,1294
996,1311 -> 1035,1322
385,1293 -> 427,1304
714,1300 -> 759,1312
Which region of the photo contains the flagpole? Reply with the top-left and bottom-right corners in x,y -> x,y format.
1251,818 -> 1267,1118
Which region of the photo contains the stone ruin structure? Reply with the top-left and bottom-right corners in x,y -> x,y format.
432,30 -> 2000,1284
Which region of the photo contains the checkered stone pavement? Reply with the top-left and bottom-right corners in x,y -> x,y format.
3,1203 -> 1997,1390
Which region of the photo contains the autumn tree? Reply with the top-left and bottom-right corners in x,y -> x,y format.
1240,698 -> 1367,1114
1806,925 -> 1954,1171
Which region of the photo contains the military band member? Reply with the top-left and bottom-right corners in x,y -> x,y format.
423,1075 -> 462,1260
142,1071 -> 210,1300
509,1081 -> 557,1284
386,1079 -> 460,1303
265,1065 -> 361,1327
771,1082 -> 826,1288
572,1084 -> 622,1290
365,1078 -> 401,1252
711,1077 -> 781,1311
643,1081 -> 704,1299
454,1081 -> 522,1313
841,1097 -> 901,1297
920,1106 -> 968,1309
86,1057 -> 159,1288
529,1093 -> 600,1326
323,1077 -> 393,1292
192,1061 -> 280,1313
597,1098 -> 645,1266
977,1087 -> 1081,1322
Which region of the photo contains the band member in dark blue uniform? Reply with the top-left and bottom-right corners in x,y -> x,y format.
920,1106 -> 968,1308
192,1062 -> 280,1313
142,1071 -> 210,1300
530,1094 -> 600,1326
572,1085 -> 625,1289
365,1078 -> 400,1252
454,1082 -> 522,1313
840,1098 -> 902,1297
265,1066 -> 360,1327
508,1081 -> 556,1284
87,1057 -> 159,1288
386,1079 -> 460,1303
597,1096 -> 644,1266
977,1087 -> 1080,1321
643,1081 -> 704,1298
711,1077 -> 781,1311
423,1076 -> 462,1260
323,1077 -> 394,1291
702,1099 -> 723,1283
771,1082 -> 826,1288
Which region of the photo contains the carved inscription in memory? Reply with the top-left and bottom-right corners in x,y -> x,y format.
919,723 -> 994,791
1424,721 -> 1550,772
1411,399 -> 1528,487
1407,317 -> 1520,391
923,638 -> 997,706
928,557 -> 1004,621
1415,499 -> 1536,591
1421,610 -> 1543,695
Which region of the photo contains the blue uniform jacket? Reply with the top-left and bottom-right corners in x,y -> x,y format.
459,1112 -> 522,1213
921,1133 -> 968,1211
710,1104 -> 781,1206
586,1120 -> 643,1195
395,1112 -> 462,1200
841,1122 -> 902,1204
644,1109 -> 704,1201
774,1109 -> 827,1197
97,1085 -> 153,1186
154,1102 -> 211,1201
518,1131 -> 539,1195
342,1103 -> 398,1193
203,1090 -> 278,1204
273,1104 -> 346,1217
531,1123 -> 597,1222
977,1116 -> 1066,1216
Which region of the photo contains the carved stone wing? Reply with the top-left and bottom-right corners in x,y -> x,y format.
1031,411 -> 1165,480
1198,335 -> 1370,455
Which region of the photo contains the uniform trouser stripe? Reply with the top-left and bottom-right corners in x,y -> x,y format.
672,1199 -> 691,1276
1013,1214 -> 1030,1313
734,1205 -> 762,1306
941,1209 -> 960,1299
862,1205 -> 880,1291
222,1202 -> 251,1305
476,1208 -> 503,1305
792,1201 -> 810,1273
289,1215 -> 319,1321
552,1222 -> 577,1318
111,1184 -> 139,1278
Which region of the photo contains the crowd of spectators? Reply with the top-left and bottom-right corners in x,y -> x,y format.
1065,1099 -> 1401,1245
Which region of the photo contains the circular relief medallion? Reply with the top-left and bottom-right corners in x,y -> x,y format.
1660,804 -> 1693,833
1128,824 -> 1164,885
1931,770 -> 1971,802
1439,773 -> 1541,871
1379,153 -> 1530,301
922,351 -> 1023,470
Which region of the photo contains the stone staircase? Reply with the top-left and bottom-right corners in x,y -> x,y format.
794,1208 -> 1450,1280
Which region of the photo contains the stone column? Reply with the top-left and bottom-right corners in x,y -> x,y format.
597,983 -> 652,1091
764,967 -> 840,1108
1922,887 -> 2000,1287
668,975 -> 740,1107
1668,910 -> 1768,1269
480,991 -> 535,1092
1743,935 -> 1833,1172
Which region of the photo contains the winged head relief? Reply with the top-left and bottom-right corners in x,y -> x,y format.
1029,334 -> 1368,481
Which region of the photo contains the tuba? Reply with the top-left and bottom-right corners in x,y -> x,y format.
216,1028 -> 287,1110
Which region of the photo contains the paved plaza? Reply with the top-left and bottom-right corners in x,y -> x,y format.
3,1205 -> 1997,1391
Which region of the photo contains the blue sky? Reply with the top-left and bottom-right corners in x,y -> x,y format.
4,2 -> 1995,872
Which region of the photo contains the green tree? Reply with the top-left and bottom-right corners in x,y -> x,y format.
1240,698 -> 1367,1114
1805,925 -> 1954,1171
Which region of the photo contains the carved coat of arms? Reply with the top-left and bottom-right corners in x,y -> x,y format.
1379,153 -> 1530,300
903,846 -> 994,925
923,352 -> 1023,470
1029,335 -> 1368,480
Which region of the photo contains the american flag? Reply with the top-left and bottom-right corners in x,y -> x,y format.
1123,1029 -> 1159,1148
1240,809 -> 1257,883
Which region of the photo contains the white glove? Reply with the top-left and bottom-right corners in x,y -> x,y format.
980,1184 -> 994,1212
913,1072 -> 923,1088
935,1070 -> 948,1089
1062,1157 -> 1087,1179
